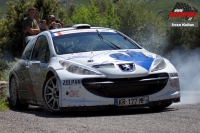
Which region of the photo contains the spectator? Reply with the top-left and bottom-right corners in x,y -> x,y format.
22,7 -> 40,49
47,15 -> 62,30
22,7 -> 40,36
34,11 -> 49,32
55,19 -> 65,27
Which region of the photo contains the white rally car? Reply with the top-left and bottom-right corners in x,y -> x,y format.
9,24 -> 180,112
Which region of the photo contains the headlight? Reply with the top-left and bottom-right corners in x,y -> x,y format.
151,55 -> 166,72
59,61 -> 102,75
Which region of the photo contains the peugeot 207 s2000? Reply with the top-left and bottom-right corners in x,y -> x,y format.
9,24 -> 180,112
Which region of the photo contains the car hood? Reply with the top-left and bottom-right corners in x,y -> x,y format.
60,49 -> 156,78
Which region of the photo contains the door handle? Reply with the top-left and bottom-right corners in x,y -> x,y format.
32,61 -> 40,66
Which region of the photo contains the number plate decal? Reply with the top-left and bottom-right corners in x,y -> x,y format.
115,97 -> 149,106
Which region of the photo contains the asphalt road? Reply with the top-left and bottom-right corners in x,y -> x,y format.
0,92 -> 200,133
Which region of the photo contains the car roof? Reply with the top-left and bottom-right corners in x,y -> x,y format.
25,24 -> 114,43
48,24 -> 114,34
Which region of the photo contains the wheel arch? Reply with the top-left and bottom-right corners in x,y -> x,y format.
46,66 -> 61,79
9,73 -> 29,109
9,72 -> 20,90
46,71 -> 55,79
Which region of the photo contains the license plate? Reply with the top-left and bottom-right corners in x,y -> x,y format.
116,97 -> 149,106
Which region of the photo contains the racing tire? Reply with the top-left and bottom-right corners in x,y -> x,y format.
9,76 -> 29,110
149,103 -> 172,110
43,74 -> 60,113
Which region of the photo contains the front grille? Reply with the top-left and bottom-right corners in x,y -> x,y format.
82,73 -> 169,98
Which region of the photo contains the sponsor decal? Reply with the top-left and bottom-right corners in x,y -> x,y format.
51,29 -> 97,37
87,60 -> 94,62
170,79 -> 179,88
168,2 -> 198,27
66,53 -> 94,60
110,51 -> 154,70
29,100 -> 43,106
68,99 -> 105,103
63,80 -> 82,85
66,90 -> 79,97
169,73 -> 178,77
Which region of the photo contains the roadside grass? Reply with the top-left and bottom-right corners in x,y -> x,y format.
0,97 -> 9,111
0,57 -> 19,112
0,59 -> 15,112
0,89 -> 9,111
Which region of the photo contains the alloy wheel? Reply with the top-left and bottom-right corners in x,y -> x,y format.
44,76 -> 60,111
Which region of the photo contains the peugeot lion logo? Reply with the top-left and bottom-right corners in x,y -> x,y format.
118,63 -> 134,72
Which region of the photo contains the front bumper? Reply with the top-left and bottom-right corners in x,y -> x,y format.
59,98 -> 180,111
59,72 -> 180,108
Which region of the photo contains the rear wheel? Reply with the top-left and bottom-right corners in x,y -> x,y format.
43,75 -> 60,112
9,76 -> 29,109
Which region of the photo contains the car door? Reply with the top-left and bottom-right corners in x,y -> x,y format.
17,38 -> 36,100
28,35 -> 50,101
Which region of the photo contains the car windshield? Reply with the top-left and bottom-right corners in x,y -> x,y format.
52,30 -> 140,55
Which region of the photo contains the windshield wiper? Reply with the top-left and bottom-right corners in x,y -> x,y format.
97,29 -> 103,39
115,30 -> 140,49
96,30 -> 121,49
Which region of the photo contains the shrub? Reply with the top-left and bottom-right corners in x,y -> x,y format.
0,90 -> 9,111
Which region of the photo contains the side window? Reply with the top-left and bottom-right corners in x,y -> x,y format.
45,46 -> 50,62
21,38 -> 35,60
31,36 -> 50,62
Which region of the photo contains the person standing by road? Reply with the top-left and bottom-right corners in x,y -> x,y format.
23,7 -> 40,36
33,11 -> 49,32
47,15 -> 62,30
22,7 -> 40,48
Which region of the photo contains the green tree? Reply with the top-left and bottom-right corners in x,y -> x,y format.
6,0 -> 33,56
33,0 -> 59,20
89,0 -> 109,15
115,0 -> 167,54
58,8 -> 67,24
0,19 -> 8,50
102,0 -> 119,29
4,0 -> 63,56
70,4 -> 101,26
70,0 -> 119,29
0,19 -> 8,80
66,3 -> 76,19
0,50 -> 5,80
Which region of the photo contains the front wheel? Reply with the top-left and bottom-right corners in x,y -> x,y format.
43,75 -> 60,112
9,76 -> 28,109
